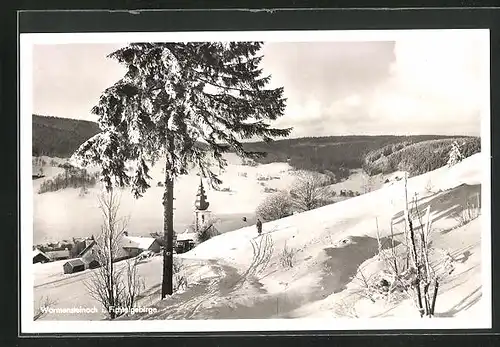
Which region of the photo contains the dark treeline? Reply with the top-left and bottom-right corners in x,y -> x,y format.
32,114 -> 101,158
32,115 -> 476,182
242,135 -> 461,181
363,137 -> 481,176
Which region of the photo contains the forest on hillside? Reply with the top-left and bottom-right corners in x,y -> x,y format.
32,114 -> 101,158
242,135 -> 463,181
32,115 -> 479,182
362,137 -> 481,176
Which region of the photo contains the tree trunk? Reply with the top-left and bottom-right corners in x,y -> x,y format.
430,278 -> 439,315
161,139 -> 175,298
108,190 -> 115,316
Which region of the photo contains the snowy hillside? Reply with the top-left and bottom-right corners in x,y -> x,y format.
150,153 -> 485,321
32,153 -> 296,244
33,152 -> 488,326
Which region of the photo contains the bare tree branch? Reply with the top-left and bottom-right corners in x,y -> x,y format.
289,171 -> 332,212
84,190 -> 143,319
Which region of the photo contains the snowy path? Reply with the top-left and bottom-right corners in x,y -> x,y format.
123,231 -> 386,320
125,234 -> 278,320
123,258 -> 297,320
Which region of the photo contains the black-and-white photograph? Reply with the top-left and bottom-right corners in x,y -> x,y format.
20,29 -> 491,333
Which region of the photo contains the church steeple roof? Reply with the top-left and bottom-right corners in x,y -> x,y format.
195,178 -> 209,211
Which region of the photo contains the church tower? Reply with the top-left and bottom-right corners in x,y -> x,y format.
194,178 -> 211,233
195,178 -> 210,211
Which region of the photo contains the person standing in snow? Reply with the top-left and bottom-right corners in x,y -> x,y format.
256,218 -> 263,236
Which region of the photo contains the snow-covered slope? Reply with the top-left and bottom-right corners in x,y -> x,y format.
33,153 -> 487,325
122,153 -> 485,322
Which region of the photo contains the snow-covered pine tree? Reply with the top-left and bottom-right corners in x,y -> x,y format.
447,140 -> 464,167
71,42 -> 291,298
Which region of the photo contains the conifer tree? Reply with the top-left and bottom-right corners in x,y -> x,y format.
71,42 -> 291,297
447,140 -> 464,167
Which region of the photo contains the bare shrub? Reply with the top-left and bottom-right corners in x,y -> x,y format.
237,233 -> 275,289
289,171 -> 331,212
123,258 -> 146,309
442,250 -> 457,275
33,296 -> 58,321
279,242 -> 296,268
424,179 -> 435,194
84,190 -> 144,319
453,193 -> 480,227
173,258 -> 188,292
333,299 -> 359,318
357,175 -> 441,317
195,217 -> 219,243
256,191 -> 293,222
353,266 -> 410,305
351,267 -> 378,303
388,176 -> 439,317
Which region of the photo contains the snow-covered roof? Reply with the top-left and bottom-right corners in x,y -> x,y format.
176,232 -> 197,241
64,258 -> 85,267
33,249 -> 50,259
122,236 -> 157,250
46,250 -> 70,259
78,240 -> 96,257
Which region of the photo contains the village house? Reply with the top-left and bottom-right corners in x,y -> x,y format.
63,258 -> 85,274
121,235 -> 162,258
82,257 -> 100,270
70,237 -> 94,258
33,249 -> 51,264
45,249 -> 71,261
56,181 -> 214,272
77,239 -> 101,269
66,233 -> 161,271
175,232 -> 197,254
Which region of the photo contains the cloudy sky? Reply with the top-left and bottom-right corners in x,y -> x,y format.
32,31 -> 488,138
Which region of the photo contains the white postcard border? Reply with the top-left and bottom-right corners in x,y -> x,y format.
20,29 -> 492,334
